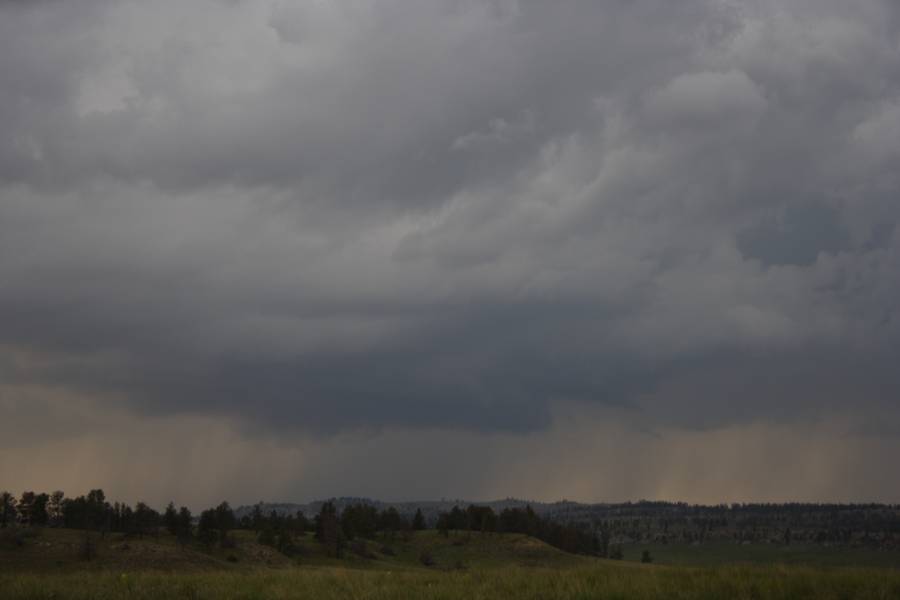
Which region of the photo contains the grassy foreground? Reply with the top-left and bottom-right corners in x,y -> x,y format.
4,564 -> 900,600
3,529 -> 899,599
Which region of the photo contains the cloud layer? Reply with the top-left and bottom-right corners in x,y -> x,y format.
2,0 -> 900,501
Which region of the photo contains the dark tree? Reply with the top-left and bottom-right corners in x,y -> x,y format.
16,491 -> 50,526
437,513 -> 450,537
466,505 -> 497,533
341,503 -> 378,540
412,508 -> 426,531
449,506 -> 467,531
119,504 -> 135,535
197,509 -> 218,550
251,503 -> 265,532
377,507 -> 405,538
48,491 -> 65,527
258,526 -> 276,547
164,502 -> 179,536
315,501 -> 344,558
17,492 -> 36,526
0,492 -> 15,528
295,510 -> 310,534
215,502 -> 236,543
31,493 -> 50,526
216,502 -> 236,529
177,507 -> 193,549
134,502 -> 159,539
86,489 -> 110,534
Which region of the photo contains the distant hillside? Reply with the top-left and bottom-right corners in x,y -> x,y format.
235,499 -> 900,551
234,498 -> 587,525
0,527 -> 583,573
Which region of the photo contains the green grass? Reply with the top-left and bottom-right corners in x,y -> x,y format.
622,541 -> 900,569
0,529 -> 583,574
3,564 -> 900,599
2,529 -> 900,599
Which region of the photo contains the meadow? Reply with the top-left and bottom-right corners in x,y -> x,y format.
5,564 -> 900,600
2,528 -> 900,599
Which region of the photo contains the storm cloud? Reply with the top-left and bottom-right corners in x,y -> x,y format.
2,0 -> 900,502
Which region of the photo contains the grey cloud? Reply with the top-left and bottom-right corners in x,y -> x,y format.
0,0 -> 899,444
738,203 -> 850,267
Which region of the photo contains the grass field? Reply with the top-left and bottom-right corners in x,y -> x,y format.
2,528 -> 899,599
4,563 -> 900,599
621,541 -> 900,569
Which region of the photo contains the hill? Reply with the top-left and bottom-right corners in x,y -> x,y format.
0,527 -> 584,574
4,527 -> 900,599
236,498 -> 900,552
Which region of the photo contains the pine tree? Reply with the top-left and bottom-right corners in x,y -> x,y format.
315,501 -> 344,558
197,509 -> 218,550
0,492 -> 15,528
177,507 -> 193,549
164,502 -> 179,535
412,508 -> 426,531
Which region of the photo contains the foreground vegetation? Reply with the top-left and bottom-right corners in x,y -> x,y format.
4,563 -> 900,600
2,528 -> 900,599
3,490 -> 899,598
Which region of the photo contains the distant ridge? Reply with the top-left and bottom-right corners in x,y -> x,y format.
234,498 -> 900,530
234,497 -> 591,524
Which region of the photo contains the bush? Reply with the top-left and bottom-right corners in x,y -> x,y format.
258,529 -> 276,547
17,527 -> 41,545
0,527 -> 25,549
350,539 -> 375,559
380,544 -> 396,556
277,531 -> 297,556
79,532 -> 97,561
419,549 -> 435,567
641,550 -> 653,563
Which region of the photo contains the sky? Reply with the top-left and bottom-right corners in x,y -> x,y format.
2,0 -> 900,510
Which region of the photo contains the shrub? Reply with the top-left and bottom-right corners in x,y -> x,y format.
350,539 -> 375,559
79,532 -> 97,561
419,549 -> 435,567
0,527 -> 24,549
258,529 -> 276,547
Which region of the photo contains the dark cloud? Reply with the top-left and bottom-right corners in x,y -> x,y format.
738,203 -> 851,267
1,0 -> 899,448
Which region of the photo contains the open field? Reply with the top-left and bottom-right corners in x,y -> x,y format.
4,563 -> 900,600
2,529 -> 900,599
620,541 -> 900,569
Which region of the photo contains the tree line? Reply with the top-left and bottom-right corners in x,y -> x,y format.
1,489 -> 603,560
